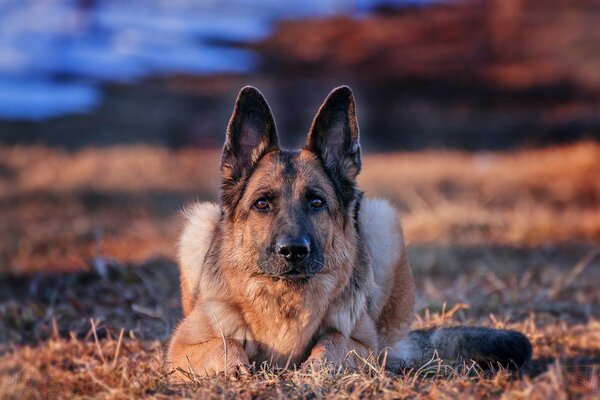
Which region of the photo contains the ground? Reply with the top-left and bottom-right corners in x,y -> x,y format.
0,142 -> 599,398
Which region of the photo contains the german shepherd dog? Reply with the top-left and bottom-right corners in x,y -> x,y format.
167,86 -> 532,378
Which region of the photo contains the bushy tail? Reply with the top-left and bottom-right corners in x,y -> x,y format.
387,327 -> 532,372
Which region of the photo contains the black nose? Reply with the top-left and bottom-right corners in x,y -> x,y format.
276,236 -> 310,262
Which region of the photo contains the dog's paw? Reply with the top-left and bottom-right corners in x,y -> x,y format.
167,338 -> 251,381
300,357 -> 336,373
169,358 -> 251,382
301,348 -> 343,373
226,362 -> 254,379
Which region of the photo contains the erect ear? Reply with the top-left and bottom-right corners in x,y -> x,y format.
221,86 -> 279,185
306,86 -> 361,182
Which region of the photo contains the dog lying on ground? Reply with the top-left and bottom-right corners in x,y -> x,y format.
167,86 -> 532,378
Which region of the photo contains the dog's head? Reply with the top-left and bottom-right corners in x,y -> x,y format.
219,86 -> 362,281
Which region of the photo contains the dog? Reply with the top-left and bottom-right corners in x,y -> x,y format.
167,86 -> 532,379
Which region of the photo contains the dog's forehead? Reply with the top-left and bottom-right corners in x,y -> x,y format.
246,149 -> 334,194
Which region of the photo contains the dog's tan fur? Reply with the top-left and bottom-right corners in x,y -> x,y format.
169,195 -> 413,376
167,86 -> 531,379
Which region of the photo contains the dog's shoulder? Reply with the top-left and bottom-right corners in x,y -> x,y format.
359,198 -> 414,341
359,198 -> 404,272
178,202 -> 221,299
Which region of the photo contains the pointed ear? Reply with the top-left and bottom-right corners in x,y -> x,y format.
221,86 -> 279,184
306,86 -> 361,182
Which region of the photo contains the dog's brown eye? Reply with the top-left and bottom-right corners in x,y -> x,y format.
254,198 -> 269,210
310,197 -> 324,209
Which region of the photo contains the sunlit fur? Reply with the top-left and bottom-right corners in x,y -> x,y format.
170,192 -> 412,376
167,86 -> 531,379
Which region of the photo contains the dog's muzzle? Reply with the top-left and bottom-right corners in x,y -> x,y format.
256,235 -> 322,280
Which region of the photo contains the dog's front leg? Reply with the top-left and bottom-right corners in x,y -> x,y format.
167,303 -> 250,380
304,313 -> 378,369
304,331 -> 350,368
168,336 -> 249,380
304,332 -> 377,370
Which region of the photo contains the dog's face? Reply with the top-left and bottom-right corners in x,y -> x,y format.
219,86 -> 362,281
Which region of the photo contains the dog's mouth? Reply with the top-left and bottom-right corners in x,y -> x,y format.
258,253 -> 324,281
260,266 -> 317,282
278,268 -> 314,280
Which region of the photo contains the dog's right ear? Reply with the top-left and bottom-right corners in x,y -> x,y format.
306,86 -> 361,182
221,86 -> 279,186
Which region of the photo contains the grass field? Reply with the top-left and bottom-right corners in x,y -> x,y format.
1,142 -> 599,398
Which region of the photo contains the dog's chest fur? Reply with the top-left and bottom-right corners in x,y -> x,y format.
233,271 -> 351,365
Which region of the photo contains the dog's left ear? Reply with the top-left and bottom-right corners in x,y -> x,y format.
306,86 -> 361,182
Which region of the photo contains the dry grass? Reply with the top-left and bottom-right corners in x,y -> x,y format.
1,331 -> 597,399
1,141 -> 599,273
1,142 -> 599,398
359,142 -> 600,245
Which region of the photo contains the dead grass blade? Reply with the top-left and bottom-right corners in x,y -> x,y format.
90,318 -> 106,364
549,249 -> 599,298
112,328 -> 125,369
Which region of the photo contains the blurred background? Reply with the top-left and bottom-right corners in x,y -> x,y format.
1,3 -> 600,395
1,0 -> 599,272
1,0 -> 599,150
1,0 -> 600,271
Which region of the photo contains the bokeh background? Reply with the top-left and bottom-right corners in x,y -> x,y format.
1,0 -> 599,150
1,1 -> 599,397
1,0 -> 599,272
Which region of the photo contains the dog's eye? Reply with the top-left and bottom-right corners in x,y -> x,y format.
309,196 -> 324,209
254,198 -> 270,210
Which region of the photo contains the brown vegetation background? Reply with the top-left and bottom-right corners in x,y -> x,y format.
1,143 -> 599,398
1,0 -> 599,398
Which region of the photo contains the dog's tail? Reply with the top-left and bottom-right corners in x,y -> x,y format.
387,326 -> 532,371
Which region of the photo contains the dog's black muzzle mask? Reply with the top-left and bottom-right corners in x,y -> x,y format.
258,234 -> 324,280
